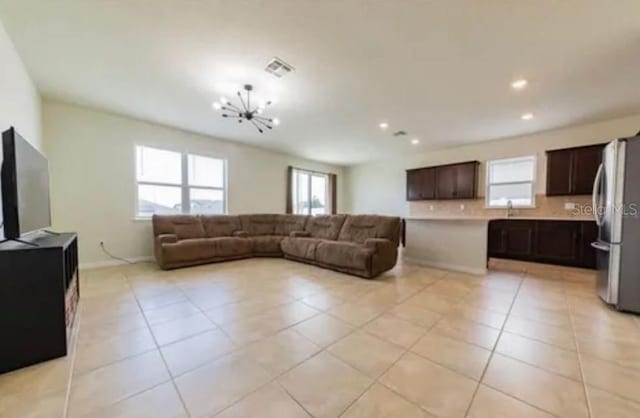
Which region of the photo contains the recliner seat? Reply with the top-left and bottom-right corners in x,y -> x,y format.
152,213 -> 401,278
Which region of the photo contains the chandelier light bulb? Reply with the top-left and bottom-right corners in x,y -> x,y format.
220,97 -> 229,105
272,118 -> 281,126
511,79 -> 528,90
212,102 -> 222,110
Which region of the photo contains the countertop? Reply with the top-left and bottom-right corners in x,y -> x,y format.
404,215 -> 595,222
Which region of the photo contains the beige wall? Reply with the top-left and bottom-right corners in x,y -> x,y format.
345,114 -> 640,216
43,101 -> 345,265
0,19 -> 42,238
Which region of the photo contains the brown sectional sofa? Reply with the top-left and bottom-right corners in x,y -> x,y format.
152,214 -> 401,278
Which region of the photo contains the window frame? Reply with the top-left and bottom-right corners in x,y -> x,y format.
291,167 -> 330,216
134,145 -> 228,219
485,155 -> 537,209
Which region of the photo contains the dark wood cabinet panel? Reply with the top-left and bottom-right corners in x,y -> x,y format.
580,221 -> 599,269
488,220 -> 535,258
435,165 -> 458,199
454,163 -> 478,199
488,222 -> 506,255
532,221 -> 580,263
488,219 -> 597,269
407,161 -> 478,201
406,169 -> 424,201
546,144 -> 605,196
504,221 -> 535,256
406,167 -> 435,201
546,150 -> 572,196
571,145 -> 605,194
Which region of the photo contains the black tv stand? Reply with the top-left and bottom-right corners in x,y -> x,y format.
0,237 -> 39,247
0,230 -> 62,246
0,233 -> 79,373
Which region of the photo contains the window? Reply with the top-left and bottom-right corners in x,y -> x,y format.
135,145 -> 226,217
291,168 -> 329,215
486,156 -> 536,208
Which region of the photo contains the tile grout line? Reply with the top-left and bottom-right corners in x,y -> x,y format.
566,288 -> 594,418
126,271 -> 193,418
67,272 -> 180,418
464,267 -> 583,418
205,349 -> 326,418
62,300 -> 82,418
342,312 -> 445,417
274,379 -> 315,418
462,269 -> 527,418
157,277 -> 355,416
334,278 -> 448,417
212,275 -> 440,418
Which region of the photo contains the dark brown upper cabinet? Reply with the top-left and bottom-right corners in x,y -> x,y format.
546,143 -> 606,196
406,167 -> 436,200
406,161 -> 479,201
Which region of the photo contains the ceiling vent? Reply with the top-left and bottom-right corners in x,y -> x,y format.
265,57 -> 294,78
393,130 -> 408,137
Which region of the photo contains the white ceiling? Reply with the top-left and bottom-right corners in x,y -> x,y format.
1,0 -> 640,166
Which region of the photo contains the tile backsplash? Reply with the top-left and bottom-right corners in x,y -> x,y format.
409,194 -> 594,219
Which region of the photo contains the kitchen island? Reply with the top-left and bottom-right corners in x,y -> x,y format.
403,217 -> 491,274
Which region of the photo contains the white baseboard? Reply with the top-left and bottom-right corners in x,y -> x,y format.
403,256 -> 487,276
80,256 -> 154,270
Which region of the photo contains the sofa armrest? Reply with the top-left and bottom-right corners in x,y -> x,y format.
364,238 -> 394,252
233,230 -> 249,238
157,234 -> 178,245
290,231 -> 311,238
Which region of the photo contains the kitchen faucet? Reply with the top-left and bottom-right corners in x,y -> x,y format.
506,200 -> 514,218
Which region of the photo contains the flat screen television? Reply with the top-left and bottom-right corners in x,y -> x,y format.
1,127 -> 51,239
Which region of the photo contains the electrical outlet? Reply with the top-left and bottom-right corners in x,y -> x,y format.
429,205 -> 434,211
564,202 -> 576,210
460,204 -> 465,211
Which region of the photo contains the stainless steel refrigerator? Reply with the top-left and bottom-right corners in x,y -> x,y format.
591,135 -> 640,313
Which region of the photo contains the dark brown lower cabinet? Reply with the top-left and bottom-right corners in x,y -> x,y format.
488,219 -> 597,269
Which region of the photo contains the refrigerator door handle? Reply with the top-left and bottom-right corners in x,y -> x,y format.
591,241 -> 610,252
592,163 -> 604,226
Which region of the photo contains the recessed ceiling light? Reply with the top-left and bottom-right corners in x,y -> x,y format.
511,79 -> 528,90
411,138 -> 420,145
521,113 -> 534,120
379,122 -> 389,130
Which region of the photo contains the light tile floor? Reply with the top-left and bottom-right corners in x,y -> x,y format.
2,257 -> 640,417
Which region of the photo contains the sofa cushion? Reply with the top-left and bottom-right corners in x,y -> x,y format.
203,237 -> 252,257
315,241 -> 374,271
153,215 -> 205,240
201,215 -> 242,237
240,214 -> 278,236
251,235 -> 284,254
281,237 -> 322,261
305,215 -> 347,240
275,214 -> 308,236
338,215 -> 401,245
162,237 -> 251,264
160,238 -> 209,264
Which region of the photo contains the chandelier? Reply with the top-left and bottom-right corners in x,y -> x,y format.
212,84 -> 280,133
